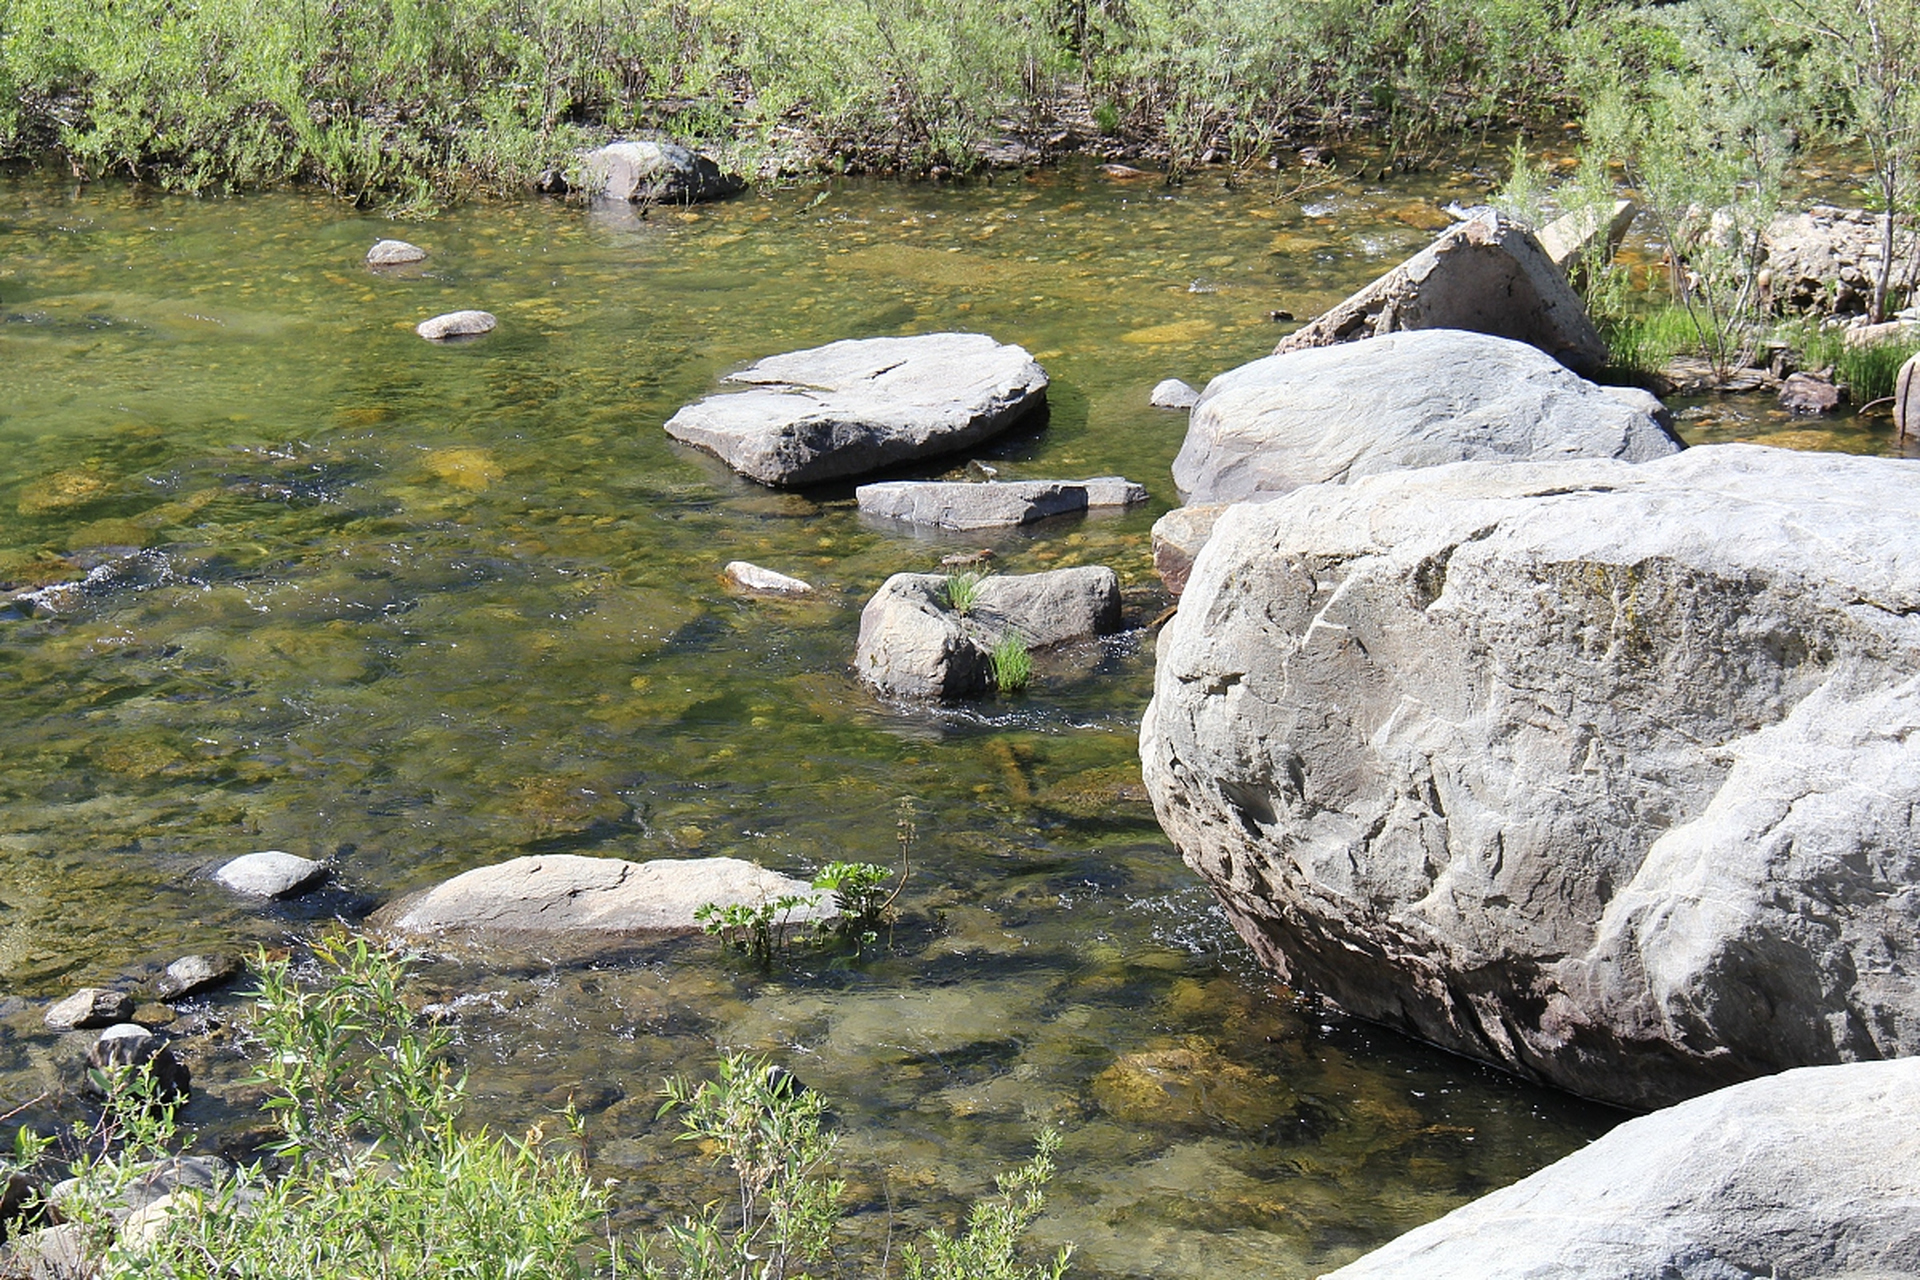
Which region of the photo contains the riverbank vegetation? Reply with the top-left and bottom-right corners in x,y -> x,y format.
0,0 -> 1908,215
2,941 -> 1068,1279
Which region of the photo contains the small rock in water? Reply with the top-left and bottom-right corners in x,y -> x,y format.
213,850 -> 329,899
44,987 -> 133,1031
724,561 -> 814,595
416,310 -> 496,342
155,953 -> 243,1001
1150,378 -> 1200,410
84,1024 -> 190,1102
941,548 -> 996,568
366,239 -> 427,266
1779,371 -> 1842,416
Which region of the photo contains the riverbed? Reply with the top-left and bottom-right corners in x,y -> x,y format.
0,154 -> 1897,1275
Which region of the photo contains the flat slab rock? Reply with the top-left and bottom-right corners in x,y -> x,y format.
856,566 -> 1121,699
1275,210 -> 1609,375
855,477 -> 1145,530
664,334 -> 1048,487
45,987 -> 133,1031
724,561 -> 813,595
1175,329 -> 1679,503
1141,444 -> 1920,1108
374,854 -> 830,938
1326,1059 -> 1920,1279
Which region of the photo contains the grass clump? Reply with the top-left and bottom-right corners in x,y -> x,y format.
1600,306 -> 1706,379
943,572 -> 987,615
990,631 -> 1033,694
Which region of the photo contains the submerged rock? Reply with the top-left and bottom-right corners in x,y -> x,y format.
213,850 -> 329,899
664,334 -> 1048,487
1141,445 -> 1920,1109
366,239 -> 427,266
44,988 -> 133,1032
855,566 -> 1121,699
416,310 -> 495,341
375,854 -> 830,938
1325,1059 -> 1920,1279
1275,210 -> 1608,375
1174,329 -> 1679,503
1092,1040 -> 1299,1131
855,477 -> 1146,530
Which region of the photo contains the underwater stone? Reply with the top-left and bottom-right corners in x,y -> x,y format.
1149,378 -> 1200,409
724,561 -> 814,595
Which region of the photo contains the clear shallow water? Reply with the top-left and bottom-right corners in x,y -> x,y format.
0,156 -> 1891,1275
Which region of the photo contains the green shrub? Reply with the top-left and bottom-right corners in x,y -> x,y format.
1834,337 -> 1920,403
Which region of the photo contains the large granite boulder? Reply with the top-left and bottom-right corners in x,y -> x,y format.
376,854 -> 829,938
857,566 -> 1121,699
1535,199 -> 1636,273
1174,330 -> 1680,503
665,334 -> 1048,487
1149,504 -> 1229,598
1274,210 -> 1609,375
1141,444 -> 1920,1109
1324,1058 -> 1920,1279
856,477 -> 1146,530
566,140 -> 744,204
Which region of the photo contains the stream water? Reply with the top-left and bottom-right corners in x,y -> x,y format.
0,151 -> 1902,1275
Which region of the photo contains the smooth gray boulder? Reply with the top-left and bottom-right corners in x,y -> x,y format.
44,988 -> 133,1032
857,566 -> 1121,699
366,239 -> 426,266
416,310 -> 495,341
569,140 -> 744,204
1275,210 -> 1608,375
1150,378 -> 1200,409
1174,329 -> 1679,504
1324,1059 -> 1920,1280
213,850 -> 328,898
1141,445 -> 1920,1109
664,334 -> 1048,487
376,854 -> 829,938
856,478 -> 1146,530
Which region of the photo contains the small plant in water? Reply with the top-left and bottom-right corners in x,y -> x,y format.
695,893 -> 816,967
944,571 -> 988,614
991,631 -> 1033,693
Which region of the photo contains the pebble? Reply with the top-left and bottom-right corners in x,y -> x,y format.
44,987 -> 133,1032
213,850 -> 329,899
416,310 -> 496,341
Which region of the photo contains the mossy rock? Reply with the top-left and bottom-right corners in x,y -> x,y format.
1092,1038 -> 1299,1132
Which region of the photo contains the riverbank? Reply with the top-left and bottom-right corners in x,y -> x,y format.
0,0 -> 1857,211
